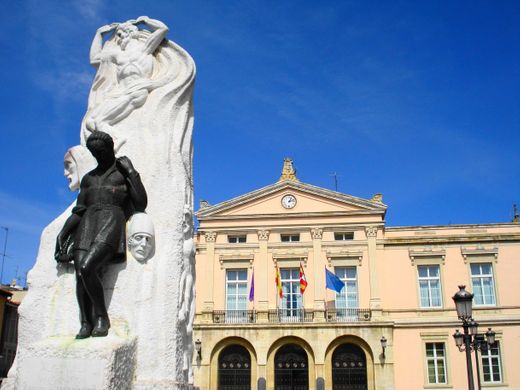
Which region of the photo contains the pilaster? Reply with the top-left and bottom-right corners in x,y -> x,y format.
257,230 -> 270,322
365,226 -> 382,318
203,231 -> 216,316
311,227 -> 325,316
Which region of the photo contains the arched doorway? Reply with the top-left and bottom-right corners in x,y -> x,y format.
274,343 -> 309,390
332,343 -> 367,390
218,344 -> 251,390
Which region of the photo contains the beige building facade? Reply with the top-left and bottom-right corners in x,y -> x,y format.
193,161 -> 520,390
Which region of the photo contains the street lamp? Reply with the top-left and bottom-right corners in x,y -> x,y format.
452,286 -> 496,390
380,336 -> 387,358
195,339 -> 202,360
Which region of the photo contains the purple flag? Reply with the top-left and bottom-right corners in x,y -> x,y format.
249,271 -> 255,302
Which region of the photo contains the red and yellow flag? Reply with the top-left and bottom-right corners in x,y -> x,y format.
275,266 -> 283,298
300,262 -> 308,294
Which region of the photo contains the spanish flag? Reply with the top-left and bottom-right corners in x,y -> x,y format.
275,266 -> 283,298
300,262 -> 308,294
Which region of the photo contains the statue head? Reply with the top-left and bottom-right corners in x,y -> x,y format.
127,213 -> 155,262
86,131 -> 115,165
116,23 -> 138,50
64,145 -> 97,191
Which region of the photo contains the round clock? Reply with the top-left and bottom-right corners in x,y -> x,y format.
281,194 -> 297,209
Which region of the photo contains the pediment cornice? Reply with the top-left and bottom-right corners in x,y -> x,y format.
196,180 -> 387,219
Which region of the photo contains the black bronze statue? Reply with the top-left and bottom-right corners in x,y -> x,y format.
56,131 -> 147,338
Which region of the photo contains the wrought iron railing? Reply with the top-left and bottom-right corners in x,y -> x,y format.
209,308 -> 371,324
268,309 -> 314,323
212,310 -> 257,324
325,308 -> 371,322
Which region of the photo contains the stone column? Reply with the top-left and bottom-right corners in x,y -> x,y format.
202,231 -> 217,323
256,230 -> 270,323
311,228 -> 326,322
365,226 -> 382,318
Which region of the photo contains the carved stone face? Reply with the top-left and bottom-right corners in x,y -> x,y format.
127,212 -> 155,262
115,24 -> 137,50
128,233 -> 153,261
64,153 -> 79,191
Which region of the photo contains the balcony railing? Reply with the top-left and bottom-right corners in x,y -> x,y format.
325,308 -> 371,322
268,308 -> 314,323
212,310 -> 256,324
207,308 -> 371,324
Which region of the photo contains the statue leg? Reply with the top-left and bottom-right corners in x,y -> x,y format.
78,242 -> 114,337
73,249 -> 94,339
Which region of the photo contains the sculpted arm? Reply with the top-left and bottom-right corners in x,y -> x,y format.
90,23 -> 119,65
136,16 -> 169,55
116,157 -> 148,212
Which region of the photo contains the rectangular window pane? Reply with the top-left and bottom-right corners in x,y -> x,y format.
228,235 -> 246,243
482,342 -> 502,383
281,234 -> 300,242
280,267 -> 302,319
418,265 -> 442,308
334,232 -> 354,240
471,263 -> 496,306
226,269 -> 248,311
335,267 -> 358,319
425,343 -> 447,384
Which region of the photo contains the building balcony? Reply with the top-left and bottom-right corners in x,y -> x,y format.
268,309 -> 314,323
325,308 -> 371,322
212,310 -> 257,324
202,308 -> 372,325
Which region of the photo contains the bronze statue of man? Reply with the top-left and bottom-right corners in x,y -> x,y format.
56,131 -> 147,338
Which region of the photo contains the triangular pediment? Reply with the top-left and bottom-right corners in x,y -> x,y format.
197,181 -> 386,220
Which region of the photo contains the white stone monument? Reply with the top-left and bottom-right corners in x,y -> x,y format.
2,16 -> 196,389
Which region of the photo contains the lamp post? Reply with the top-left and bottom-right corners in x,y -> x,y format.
452,285 -> 496,390
0,227 -> 8,285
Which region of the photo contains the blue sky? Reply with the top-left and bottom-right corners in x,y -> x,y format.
1,1 -> 519,286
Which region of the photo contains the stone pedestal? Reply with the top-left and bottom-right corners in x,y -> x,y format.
11,336 -> 136,390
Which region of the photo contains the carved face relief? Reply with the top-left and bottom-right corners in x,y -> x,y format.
64,153 -> 79,191
127,212 -> 155,262
128,233 -> 154,261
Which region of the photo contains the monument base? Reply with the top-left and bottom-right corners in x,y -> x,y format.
4,335 -> 136,390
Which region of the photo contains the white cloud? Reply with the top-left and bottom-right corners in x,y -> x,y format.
35,70 -> 93,102
73,0 -> 103,22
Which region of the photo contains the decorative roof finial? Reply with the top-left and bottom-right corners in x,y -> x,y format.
279,158 -> 299,182
371,193 -> 383,204
513,204 -> 519,223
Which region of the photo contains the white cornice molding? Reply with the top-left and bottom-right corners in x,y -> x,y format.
272,249 -> 309,266
461,245 -> 498,263
219,253 -> 254,269
408,247 -> 446,266
326,250 -> 363,267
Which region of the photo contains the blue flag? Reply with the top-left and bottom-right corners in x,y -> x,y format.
325,268 -> 345,293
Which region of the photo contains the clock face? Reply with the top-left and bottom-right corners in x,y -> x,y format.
282,194 -> 297,209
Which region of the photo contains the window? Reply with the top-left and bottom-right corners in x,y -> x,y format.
482,341 -> 502,383
226,269 -> 248,315
280,268 -> 302,319
334,232 -> 354,241
418,265 -> 442,308
471,263 -> 496,306
335,267 -> 358,318
281,234 -> 300,242
228,235 -> 246,243
425,342 -> 447,384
